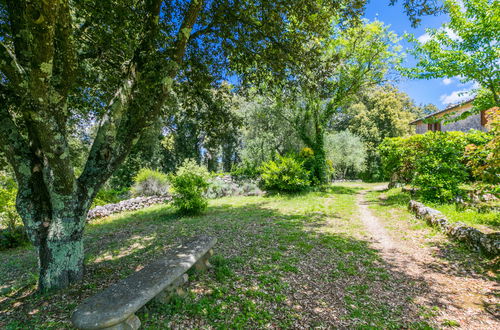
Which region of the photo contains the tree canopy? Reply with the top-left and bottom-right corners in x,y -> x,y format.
405,0 -> 499,107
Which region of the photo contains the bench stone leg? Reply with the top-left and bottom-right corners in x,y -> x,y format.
101,314 -> 140,330
193,249 -> 213,272
153,274 -> 189,304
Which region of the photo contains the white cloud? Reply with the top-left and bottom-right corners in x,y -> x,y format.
417,33 -> 431,43
442,78 -> 453,85
439,89 -> 473,105
417,27 -> 460,44
443,27 -> 460,41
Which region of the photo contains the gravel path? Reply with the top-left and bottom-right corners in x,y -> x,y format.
357,186 -> 499,329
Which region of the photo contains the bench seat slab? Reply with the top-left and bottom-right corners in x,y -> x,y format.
72,235 -> 216,329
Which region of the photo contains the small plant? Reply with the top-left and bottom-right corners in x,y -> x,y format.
131,168 -> 169,197
205,178 -> 241,199
170,159 -> 210,214
260,155 -> 310,192
239,181 -> 263,196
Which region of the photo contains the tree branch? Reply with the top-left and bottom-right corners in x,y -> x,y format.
0,100 -> 31,185
0,41 -> 25,86
78,0 -> 204,205
4,0 -> 77,195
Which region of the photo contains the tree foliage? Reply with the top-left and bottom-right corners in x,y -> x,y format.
274,21 -> 402,183
0,0 -> 464,291
325,131 -> 367,179
345,85 -> 420,179
0,0 -> 367,291
405,0 -> 500,107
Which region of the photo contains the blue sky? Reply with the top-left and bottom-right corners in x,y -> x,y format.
364,1 -> 474,109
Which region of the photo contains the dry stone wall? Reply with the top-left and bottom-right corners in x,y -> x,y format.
408,200 -> 499,256
87,195 -> 172,221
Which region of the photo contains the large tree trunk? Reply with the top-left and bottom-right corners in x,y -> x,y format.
16,180 -> 89,291
38,232 -> 84,291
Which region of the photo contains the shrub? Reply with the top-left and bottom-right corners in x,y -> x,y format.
230,162 -> 260,181
0,172 -> 28,250
0,173 -> 20,231
379,130 -> 492,202
131,168 -> 169,196
412,133 -> 468,202
205,176 -> 263,199
205,177 -> 240,199
0,226 -> 28,251
464,110 -> 499,185
170,159 -> 210,214
378,134 -> 422,184
239,181 -> 263,196
260,155 -> 310,192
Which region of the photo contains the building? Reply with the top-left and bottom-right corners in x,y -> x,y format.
410,98 -> 496,134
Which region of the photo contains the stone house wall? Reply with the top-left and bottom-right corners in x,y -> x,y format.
412,102 -> 490,134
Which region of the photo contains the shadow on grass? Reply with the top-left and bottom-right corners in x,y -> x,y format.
1,196 -> 449,328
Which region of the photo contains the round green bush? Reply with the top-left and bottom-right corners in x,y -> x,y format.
260,155 -> 311,192
131,168 -> 169,196
379,130 -> 493,203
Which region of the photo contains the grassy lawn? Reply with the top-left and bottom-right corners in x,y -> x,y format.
1,186 -> 434,328
371,187 -> 500,232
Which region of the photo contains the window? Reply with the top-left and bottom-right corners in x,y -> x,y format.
427,122 -> 441,131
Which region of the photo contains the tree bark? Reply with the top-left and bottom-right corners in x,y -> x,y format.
38,232 -> 84,291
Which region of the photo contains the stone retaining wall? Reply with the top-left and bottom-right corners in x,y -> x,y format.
87,195 -> 172,221
408,200 -> 499,256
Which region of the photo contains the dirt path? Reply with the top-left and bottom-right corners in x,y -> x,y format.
357,188 -> 396,251
356,186 -> 499,329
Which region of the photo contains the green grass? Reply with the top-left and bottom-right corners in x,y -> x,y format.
371,187 -> 499,231
430,204 -> 499,230
0,187 -> 431,328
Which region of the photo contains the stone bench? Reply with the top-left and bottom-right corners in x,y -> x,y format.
71,235 -> 216,329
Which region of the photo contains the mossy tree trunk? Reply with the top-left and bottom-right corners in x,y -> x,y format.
311,133 -> 328,184
296,99 -> 328,184
0,0 -> 203,291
